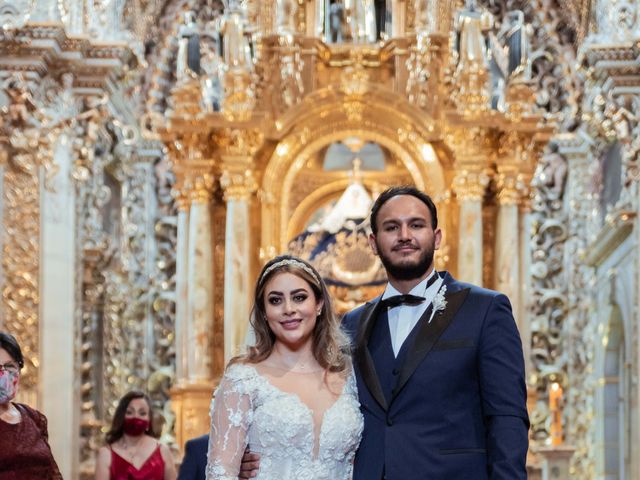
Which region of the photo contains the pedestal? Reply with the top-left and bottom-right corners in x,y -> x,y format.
170,381 -> 217,454
538,445 -> 575,480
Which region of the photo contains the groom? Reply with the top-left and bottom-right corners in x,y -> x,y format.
241,186 -> 529,479
341,186 -> 529,479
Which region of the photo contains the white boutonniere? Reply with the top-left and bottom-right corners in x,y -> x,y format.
428,285 -> 447,324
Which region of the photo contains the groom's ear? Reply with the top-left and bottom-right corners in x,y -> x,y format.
434,228 -> 442,250
368,233 -> 379,256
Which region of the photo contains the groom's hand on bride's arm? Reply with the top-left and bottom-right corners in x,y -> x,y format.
239,447 -> 260,478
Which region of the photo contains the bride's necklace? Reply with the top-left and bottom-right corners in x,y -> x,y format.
267,356 -> 323,374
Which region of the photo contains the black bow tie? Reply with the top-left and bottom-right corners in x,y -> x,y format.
380,294 -> 425,309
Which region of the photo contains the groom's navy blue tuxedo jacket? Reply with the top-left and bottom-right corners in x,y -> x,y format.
342,272 -> 529,480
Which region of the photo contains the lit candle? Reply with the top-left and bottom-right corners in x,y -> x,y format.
549,382 -> 563,446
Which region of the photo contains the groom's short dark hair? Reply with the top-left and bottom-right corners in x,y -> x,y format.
370,186 -> 438,234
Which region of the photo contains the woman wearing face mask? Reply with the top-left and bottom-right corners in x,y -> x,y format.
95,391 -> 177,480
0,332 -> 62,479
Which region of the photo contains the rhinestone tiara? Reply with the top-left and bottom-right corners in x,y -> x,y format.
260,258 -> 320,285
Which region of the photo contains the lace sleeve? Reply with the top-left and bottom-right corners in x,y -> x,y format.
206,367 -> 254,480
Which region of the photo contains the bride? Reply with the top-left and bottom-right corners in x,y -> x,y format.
206,255 -> 363,480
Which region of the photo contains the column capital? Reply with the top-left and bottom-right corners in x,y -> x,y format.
172,156 -> 216,206
215,128 -> 264,158
446,126 -> 496,177
495,169 -> 529,206
220,168 -> 258,201
452,170 -> 490,202
174,171 -> 216,205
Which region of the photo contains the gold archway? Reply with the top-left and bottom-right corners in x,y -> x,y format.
259,84 -> 449,258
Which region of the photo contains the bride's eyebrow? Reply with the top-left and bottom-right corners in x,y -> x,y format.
267,288 -> 309,296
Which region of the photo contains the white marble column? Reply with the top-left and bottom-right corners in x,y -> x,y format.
223,197 -> 253,362
186,199 -> 214,381
175,201 -> 190,383
495,192 -> 521,317
39,136 -> 76,479
455,173 -> 488,285
519,205 -> 532,376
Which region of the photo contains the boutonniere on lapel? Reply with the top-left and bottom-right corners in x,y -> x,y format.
428,285 -> 447,324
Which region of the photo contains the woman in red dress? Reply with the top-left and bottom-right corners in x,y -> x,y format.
0,332 -> 62,480
95,391 -> 177,480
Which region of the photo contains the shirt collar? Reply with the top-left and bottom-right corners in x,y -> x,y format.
381,269 -> 438,300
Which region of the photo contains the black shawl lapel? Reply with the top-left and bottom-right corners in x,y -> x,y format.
393,286 -> 470,399
354,298 -> 388,412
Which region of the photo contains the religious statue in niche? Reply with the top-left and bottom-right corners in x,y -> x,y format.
454,0 -> 493,71
276,0 -> 298,34
414,0 -> 434,33
217,2 -> 253,71
200,11 -> 225,112
486,9 -> 531,111
325,0 -> 384,43
176,11 -> 201,82
329,0 -> 347,43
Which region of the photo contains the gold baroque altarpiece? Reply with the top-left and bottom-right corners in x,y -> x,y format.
6,0 -> 635,478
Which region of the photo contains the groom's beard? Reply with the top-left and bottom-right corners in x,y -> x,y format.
377,239 -> 435,281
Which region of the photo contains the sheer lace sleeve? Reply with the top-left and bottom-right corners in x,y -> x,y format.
206,364 -> 254,480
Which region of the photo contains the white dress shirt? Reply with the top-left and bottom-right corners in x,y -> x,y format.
381,270 -> 444,357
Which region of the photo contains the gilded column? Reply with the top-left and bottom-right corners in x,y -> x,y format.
453,171 -> 489,285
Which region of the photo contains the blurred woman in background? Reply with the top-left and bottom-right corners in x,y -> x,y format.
95,390 -> 176,480
0,332 -> 62,479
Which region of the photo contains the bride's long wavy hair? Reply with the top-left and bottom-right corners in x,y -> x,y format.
233,255 -> 350,373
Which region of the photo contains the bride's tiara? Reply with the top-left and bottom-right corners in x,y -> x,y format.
260,259 -> 320,285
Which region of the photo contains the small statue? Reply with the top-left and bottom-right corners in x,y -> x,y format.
219,4 -> 251,71
501,10 -> 531,80
200,34 -> 224,112
276,0 -> 297,34
329,1 -> 347,43
541,143 -> 568,198
454,0 -> 493,70
176,11 -> 201,82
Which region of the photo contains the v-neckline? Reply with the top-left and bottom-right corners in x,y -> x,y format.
244,364 -> 350,459
112,443 -> 159,472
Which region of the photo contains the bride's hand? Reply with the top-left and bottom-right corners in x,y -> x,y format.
238,447 -> 260,478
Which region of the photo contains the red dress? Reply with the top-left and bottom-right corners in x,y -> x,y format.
0,403 -> 62,480
109,443 -> 165,480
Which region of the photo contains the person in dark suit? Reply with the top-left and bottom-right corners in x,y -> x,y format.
178,434 -> 208,480
341,186 -> 529,479
240,185 -> 528,479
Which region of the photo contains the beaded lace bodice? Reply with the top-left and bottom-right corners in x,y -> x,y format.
205,363 -> 363,480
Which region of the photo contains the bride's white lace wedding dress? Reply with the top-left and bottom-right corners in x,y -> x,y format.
206,363 -> 363,480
